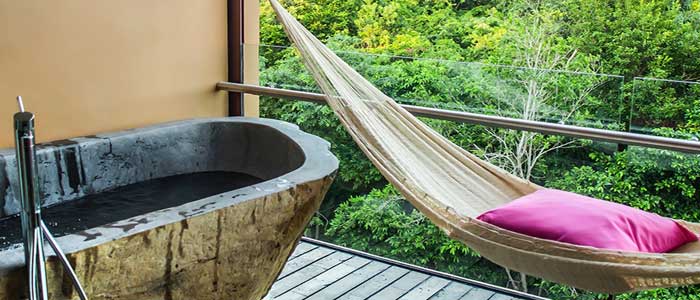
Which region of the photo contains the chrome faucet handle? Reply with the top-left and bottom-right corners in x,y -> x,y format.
17,96 -> 25,113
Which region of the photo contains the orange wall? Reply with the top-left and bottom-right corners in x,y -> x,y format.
243,1 -> 261,117
0,0 -> 238,147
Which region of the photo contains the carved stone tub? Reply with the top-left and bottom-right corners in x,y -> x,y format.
0,117 -> 338,300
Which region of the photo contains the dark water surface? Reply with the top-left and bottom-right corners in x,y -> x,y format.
0,171 -> 262,250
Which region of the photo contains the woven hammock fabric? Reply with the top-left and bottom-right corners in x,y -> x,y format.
268,0 -> 700,294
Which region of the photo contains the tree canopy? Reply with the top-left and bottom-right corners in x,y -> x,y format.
260,0 -> 700,298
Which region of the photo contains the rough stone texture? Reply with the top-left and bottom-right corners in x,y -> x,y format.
0,177 -> 333,300
0,119 -> 307,217
0,118 -> 338,300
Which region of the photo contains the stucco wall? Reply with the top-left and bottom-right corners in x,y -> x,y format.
243,0 -> 261,117
0,0 -> 259,148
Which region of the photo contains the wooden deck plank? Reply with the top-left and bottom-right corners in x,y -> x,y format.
397,276 -> 451,300
268,264 -> 327,298
341,255 -> 372,268
268,251 -> 353,298
313,251 -> 354,269
367,271 -> 430,300
269,239 -> 547,300
305,261 -> 390,300
289,242 -> 317,259
270,290 -> 308,300
337,266 -> 409,300
279,256 -> 372,300
459,287 -> 496,300
428,282 -> 474,300
338,294 -> 365,300
490,294 -> 518,300
278,247 -> 335,279
367,286 -> 405,300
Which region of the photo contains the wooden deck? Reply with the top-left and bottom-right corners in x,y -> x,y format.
264,238 -> 549,300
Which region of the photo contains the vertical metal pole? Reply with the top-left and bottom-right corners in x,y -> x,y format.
14,98 -> 49,300
228,0 -> 245,116
13,97 -> 89,300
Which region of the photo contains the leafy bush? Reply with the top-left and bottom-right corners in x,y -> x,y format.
548,148 -> 700,222
325,184 -> 510,285
260,0 -> 700,298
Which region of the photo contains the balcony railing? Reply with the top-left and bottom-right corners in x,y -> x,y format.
228,43 -> 700,299
217,82 -> 700,154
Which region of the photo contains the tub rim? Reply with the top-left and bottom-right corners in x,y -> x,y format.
0,117 -> 338,272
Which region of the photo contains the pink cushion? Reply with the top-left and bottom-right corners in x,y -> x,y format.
477,189 -> 698,253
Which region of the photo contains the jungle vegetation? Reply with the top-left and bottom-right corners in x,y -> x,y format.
259,0 -> 700,298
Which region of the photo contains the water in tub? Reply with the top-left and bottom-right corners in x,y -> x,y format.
0,171 -> 262,250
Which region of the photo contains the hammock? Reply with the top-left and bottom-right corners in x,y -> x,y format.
268,0 -> 700,294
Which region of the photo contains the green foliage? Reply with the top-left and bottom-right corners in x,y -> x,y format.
560,0 -> 700,129
325,185 -> 509,284
260,0 -> 364,62
561,0 -> 700,79
262,0 -> 364,45
304,212 -> 330,239
260,98 -> 384,191
632,80 -> 700,130
548,148 -> 700,222
260,37 -> 385,193
539,277 -> 700,300
614,287 -> 700,300
259,0 -> 700,298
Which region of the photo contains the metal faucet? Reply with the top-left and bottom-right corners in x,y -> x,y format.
14,96 -> 88,300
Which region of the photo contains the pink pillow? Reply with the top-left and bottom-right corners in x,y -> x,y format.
477,189 -> 698,253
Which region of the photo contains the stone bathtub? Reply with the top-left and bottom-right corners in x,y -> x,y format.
0,118 -> 338,300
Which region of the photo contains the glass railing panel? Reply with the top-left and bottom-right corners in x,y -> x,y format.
255,43 -> 626,130
621,145 -> 700,220
631,77 -> 700,140
258,44 -> 321,93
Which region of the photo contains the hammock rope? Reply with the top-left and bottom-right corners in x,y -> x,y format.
268,0 -> 700,294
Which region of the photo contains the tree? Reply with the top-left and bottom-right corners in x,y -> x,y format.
259,1 -> 700,298
474,1 -> 603,180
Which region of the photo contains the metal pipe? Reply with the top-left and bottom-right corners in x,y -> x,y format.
17,96 -> 25,113
216,82 -> 700,154
32,226 -> 48,300
13,96 -> 89,300
14,103 -> 48,300
41,221 -> 88,300
28,233 -> 38,300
